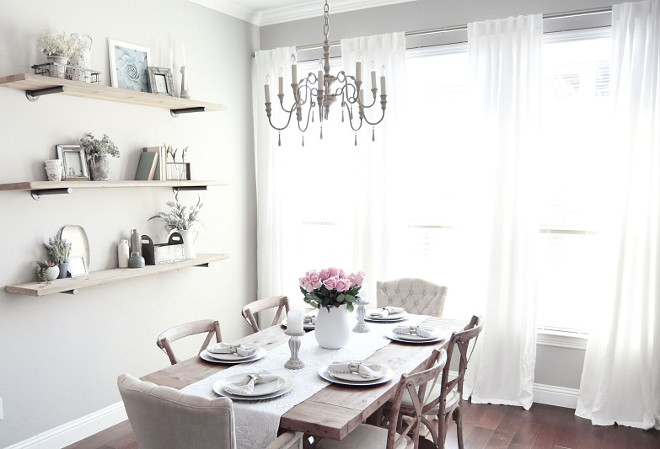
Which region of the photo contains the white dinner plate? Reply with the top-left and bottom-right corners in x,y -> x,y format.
326,363 -> 388,382
387,333 -> 446,345
213,377 -> 292,401
318,366 -> 394,386
200,347 -> 267,364
215,373 -> 286,397
203,345 -> 263,361
364,310 -> 408,322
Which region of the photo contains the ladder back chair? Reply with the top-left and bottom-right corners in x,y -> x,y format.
377,279 -> 448,317
314,349 -> 448,449
241,295 -> 290,333
156,319 -> 222,365
397,315 -> 484,449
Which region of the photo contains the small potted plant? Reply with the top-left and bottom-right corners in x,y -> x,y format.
43,235 -> 71,279
149,191 -> 203,259
37,31 -> 77,78
36,260 -> 59,283
80,132 -> 120,181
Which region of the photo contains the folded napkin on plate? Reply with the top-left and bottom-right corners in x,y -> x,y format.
207,342 -> 257,357
369,306 -> 405,318
222,370 -> 280,395
392,325 -> 438,339
328,361 -> 381,379
304,314 -> 317,325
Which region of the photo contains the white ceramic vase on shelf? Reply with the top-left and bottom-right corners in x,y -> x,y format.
177,229 -> 198,259
315,304 -> 351,349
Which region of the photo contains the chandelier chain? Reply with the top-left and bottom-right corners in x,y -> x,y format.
324,1 -> 330,40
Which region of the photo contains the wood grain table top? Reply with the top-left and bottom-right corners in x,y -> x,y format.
142,315 -> 467,441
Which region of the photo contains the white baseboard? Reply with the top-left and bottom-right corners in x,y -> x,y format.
4,402 -> 126,449
533,382 -> 579,409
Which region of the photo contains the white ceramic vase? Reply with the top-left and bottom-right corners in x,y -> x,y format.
315,304 -> 351,349
45,266 -> 60,281
177,229 -> 198,259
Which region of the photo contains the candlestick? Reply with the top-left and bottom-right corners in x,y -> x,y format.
292,63 -> 298,84
380,75 -> 386,96
353,296 -> 370,333
371,70 -> 377,90
284,330 -> 304,370
287,308 -> 304,334
356,60 -> 362,82
264,83 -> 270,103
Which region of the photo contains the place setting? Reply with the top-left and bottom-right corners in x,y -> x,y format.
282,309 -> 317,331
364,306 -> 408,323
386,324 -> 445,344
212,370 -> 292,401
200,342 -> 267,364
318,360 -> 394,386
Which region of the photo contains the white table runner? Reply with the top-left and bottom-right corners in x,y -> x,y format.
183,314 -> 453,449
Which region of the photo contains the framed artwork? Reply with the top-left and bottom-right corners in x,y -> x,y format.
56,145 -> 90,180
108,39 -> 151,92
148,67 -> 175,96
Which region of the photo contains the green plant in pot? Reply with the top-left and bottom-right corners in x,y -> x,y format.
80,132 -> 120,181
43,235 -> 71,279
37,31 -> 77,78
149,191 -> 203,259
36,259 -> 59,284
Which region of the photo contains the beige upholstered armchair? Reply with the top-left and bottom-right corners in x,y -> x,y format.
118,373 -> 302,449
376,278 -> 448,316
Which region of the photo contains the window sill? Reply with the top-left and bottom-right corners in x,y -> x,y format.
536,328 -> 588,350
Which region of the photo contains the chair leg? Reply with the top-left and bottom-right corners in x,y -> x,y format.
453,407 -> 464,449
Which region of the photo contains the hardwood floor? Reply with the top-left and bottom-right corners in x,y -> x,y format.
65,401 -> 660,449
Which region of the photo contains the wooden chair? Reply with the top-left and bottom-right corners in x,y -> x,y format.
118,373 -> 303,449
398,315 -> 484,449
156,319 -> 221,365
313,349 -> 447,449
377,278 -> 448,317
241,295 -> 290,333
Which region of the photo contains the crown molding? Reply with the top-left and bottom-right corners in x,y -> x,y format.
189,0 -> 418,27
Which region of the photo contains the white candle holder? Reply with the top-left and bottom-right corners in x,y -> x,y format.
284,330 -> 305,370
353,297 -> 370,333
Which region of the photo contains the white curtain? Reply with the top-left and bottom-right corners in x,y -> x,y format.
465,15 -> 542,410
254,46 -> 297,300
340,32 -> 407,301
576,0 -> 660,430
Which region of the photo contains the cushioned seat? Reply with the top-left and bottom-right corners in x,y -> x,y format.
316,423 -> 413,449
401,384 -> 460,411
377,278 -> 448,316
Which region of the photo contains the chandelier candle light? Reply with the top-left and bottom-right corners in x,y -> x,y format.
264,0 -> 387,147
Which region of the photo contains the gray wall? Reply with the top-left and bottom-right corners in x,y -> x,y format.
0,0 -> 258,446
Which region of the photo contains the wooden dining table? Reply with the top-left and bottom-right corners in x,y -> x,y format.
141,315 -> 467,444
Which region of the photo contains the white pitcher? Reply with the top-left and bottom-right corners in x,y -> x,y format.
177,229 -> 198,259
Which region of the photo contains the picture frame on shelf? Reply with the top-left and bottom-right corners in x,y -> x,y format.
108,39 -> 151,92
147,67 -> 175,96
56,145 -> 90,180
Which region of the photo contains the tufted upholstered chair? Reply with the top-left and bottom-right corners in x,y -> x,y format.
376,278 -> 448,317
118,373 -> 303,449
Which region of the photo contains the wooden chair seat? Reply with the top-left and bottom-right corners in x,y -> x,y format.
401,385 -> 460,412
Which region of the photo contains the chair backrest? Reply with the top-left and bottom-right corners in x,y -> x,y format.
376,278 -> 448,316
241,295 -> 290,333
441,315 -> 484,404
387,349 -> 448,449
118,373 -> 236,449
156,319 -> 222,365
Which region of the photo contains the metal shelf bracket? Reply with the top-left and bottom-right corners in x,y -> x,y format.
170,106 -> 206,118
172,185 -> 208,194
31,187 -> 72,200
25,86 -> 66,102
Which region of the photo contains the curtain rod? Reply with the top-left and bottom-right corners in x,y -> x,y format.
292,6 -> 612,52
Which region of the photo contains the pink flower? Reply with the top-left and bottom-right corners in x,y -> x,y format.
323,276 -> 338,290
348,271 -> 365,287
338,268 -> 346,278
299,277 -> 314,292
328,267 -> 340,277
335,278 -> 351,292
319,268 -> 331,280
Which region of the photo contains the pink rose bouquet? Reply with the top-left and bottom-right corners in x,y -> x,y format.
299,267 -> 365,312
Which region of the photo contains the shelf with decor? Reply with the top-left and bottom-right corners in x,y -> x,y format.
0,180 -> 226,199
0,73 -> 226,115
5,253 -> 229,297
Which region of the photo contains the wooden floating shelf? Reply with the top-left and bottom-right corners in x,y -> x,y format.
5,253 -> 229,297
0,180 -> 227,193
0,73 -> 226,113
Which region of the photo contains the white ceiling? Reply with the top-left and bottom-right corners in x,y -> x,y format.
189,0 -> 419,26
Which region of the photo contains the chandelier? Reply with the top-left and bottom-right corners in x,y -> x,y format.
263,0 -> 387,146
